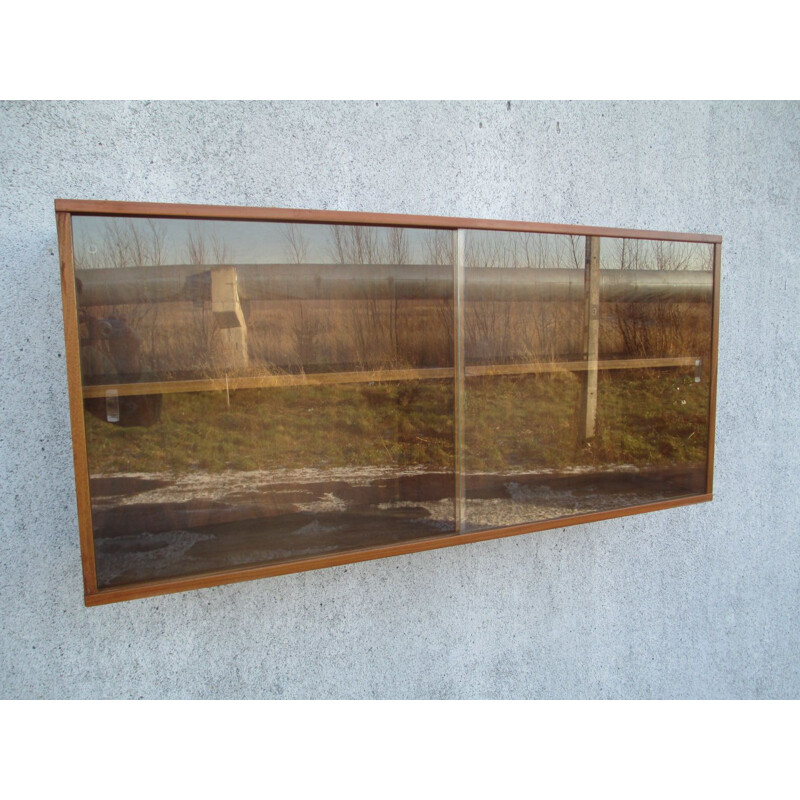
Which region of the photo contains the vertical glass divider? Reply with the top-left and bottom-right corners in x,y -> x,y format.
453,228 -> 466,531
581,235 -> 601,441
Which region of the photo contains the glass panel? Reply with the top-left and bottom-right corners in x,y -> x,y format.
69,214 -> 716,588
462,231 -> 714,531
72,217 -> 455,587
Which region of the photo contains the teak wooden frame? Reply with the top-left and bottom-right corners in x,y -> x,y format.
55,199 -> 722,606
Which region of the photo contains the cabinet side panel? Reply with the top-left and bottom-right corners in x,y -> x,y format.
707,241 -> 722,494
57,210 -> 98,596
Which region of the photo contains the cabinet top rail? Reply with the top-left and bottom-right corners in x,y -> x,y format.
55,199 -> 722,244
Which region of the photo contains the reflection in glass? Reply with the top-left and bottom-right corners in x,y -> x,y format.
70,215 -> 716,589
462,231 -> 714,531
73,217 -> 456,587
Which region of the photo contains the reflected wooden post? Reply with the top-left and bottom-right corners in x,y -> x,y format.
210,265 -> 248,370
581,236 -> 601,441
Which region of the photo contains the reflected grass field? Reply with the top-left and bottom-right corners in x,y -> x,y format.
84,369 -> 709,478
466,368 -> 709,472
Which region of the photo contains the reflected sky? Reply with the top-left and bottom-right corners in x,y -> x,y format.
72,216 -> 442,266
72,216 -> 712,271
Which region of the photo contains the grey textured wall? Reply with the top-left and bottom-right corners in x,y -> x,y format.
1,101 -> 798,699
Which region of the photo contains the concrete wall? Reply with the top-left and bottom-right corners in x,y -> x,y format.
1,100 -> 798,698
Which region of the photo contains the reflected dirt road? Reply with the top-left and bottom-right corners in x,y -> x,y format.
92,463 -> 703,587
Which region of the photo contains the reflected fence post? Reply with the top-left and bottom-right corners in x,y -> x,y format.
581,236 -> 601,441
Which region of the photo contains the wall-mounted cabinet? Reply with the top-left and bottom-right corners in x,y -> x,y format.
55,200 -> 721,605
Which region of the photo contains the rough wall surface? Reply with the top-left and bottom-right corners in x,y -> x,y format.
1,100 -> 798,699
